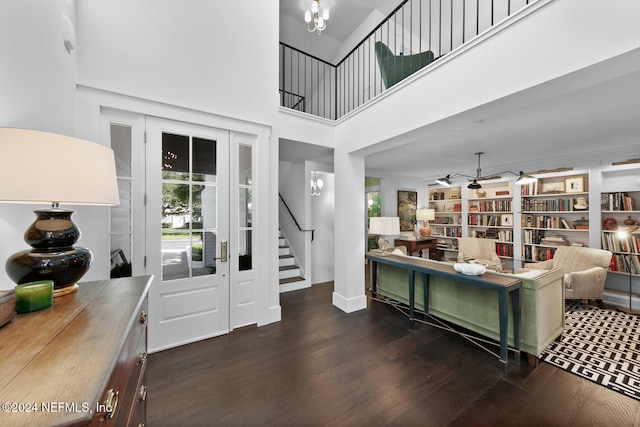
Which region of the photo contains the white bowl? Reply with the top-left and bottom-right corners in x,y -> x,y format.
453,263 -> 486,276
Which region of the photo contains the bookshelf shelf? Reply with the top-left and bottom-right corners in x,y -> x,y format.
428,187 -> 462,253
601,191 -> 640,275
520,173 -> 590,261
523,227 -> 587,232
465,182 -> 515,266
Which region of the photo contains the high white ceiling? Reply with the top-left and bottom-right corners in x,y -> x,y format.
280,0 -> 397,61
279,1 -> 640,182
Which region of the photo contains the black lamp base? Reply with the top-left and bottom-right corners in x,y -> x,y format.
5,209 -> 93,297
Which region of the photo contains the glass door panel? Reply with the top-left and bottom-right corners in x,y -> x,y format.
238,144 -> 252,271
109,123 -> 133,278
161,133 -> 217,280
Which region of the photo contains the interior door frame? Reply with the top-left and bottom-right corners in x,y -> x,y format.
100,108 -> 146,278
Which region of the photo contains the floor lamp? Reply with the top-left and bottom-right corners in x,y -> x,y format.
617,226 -> 639,313
369,217 -> 400,255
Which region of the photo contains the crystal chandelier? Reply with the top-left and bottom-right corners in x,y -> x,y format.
304,0 -> 330,35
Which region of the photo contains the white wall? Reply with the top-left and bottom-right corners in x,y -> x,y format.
278,161 -> 309,281
0,0 -> 83,289
76,0 -> 279,126
310,170 -> 334,284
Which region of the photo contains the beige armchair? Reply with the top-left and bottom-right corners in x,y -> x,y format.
522,246 -> 612,303
456,237 -> 503,272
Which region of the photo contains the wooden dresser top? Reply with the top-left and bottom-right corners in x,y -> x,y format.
0,276 -> 152,426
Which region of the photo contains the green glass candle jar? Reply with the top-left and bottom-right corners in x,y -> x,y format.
15,280 -> 54,313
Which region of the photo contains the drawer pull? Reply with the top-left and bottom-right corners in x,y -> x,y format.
138,384 -> 148,401
137,350 -> 147,365
101,388 -> 119,419
139,310 -> 148,324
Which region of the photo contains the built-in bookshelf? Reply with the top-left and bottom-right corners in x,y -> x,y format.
601,190 -> 640,275
428,186 -> 462,257
520,173 -> 590,262
466,181 -> 514,262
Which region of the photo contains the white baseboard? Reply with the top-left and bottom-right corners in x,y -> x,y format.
332,291 -> 367,313
603,290 -> 638,311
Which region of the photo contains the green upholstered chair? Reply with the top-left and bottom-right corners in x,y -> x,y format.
374,41 -> 435,89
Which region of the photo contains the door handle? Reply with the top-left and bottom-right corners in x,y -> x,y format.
214,240 -> 228,262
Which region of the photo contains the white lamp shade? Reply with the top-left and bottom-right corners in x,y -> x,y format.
416,208 -> 435,221
322,8 -> 330,20
369,217 -> 400,235
304,10 -> 311,22
0,128 -> 120,206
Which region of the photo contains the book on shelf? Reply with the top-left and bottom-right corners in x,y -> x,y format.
521,181 -> 538,196
522,245 -> 556,262
572,217 -> 589,229
471,200 -> 512,212
610,254 -> 640,274
495,242 -> 514,257
467,214 -> 502,227
603,192 -> 636,211
522,197 -> 587,212
601,231 -> 640,253
523,215 -> 575,229
540,234 -> 568,246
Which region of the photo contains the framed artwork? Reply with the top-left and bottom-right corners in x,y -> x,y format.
564,176 -> 584,193
501,214 -> 513,226
397,190 -> 417,232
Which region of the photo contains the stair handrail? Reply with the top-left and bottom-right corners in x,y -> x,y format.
279,193 -> 315,241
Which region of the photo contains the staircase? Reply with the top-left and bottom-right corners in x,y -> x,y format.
279,231 -> 307,293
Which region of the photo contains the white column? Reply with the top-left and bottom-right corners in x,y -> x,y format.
333,148 -> 367,312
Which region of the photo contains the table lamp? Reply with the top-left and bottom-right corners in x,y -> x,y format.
369,217 -> 400,254
0,128 -> 119,297
416,208 -> 435,237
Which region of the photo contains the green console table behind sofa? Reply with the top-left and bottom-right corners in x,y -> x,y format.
370,252 -> 565,361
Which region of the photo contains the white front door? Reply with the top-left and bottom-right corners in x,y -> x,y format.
146,117 -> 230,351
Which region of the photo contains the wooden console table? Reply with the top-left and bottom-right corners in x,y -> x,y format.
0,276 -> 152,426
366,253 -> 521,371
394,238 -> 440,260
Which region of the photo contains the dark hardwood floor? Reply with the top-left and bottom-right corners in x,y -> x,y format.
148,278 -> 640,426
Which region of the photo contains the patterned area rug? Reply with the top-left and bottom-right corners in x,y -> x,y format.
541,302 -> 640,400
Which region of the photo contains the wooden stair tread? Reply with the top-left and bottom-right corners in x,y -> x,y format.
279,254 -> 294,259
279,276 -> 305,284
279,265 -> 299,271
